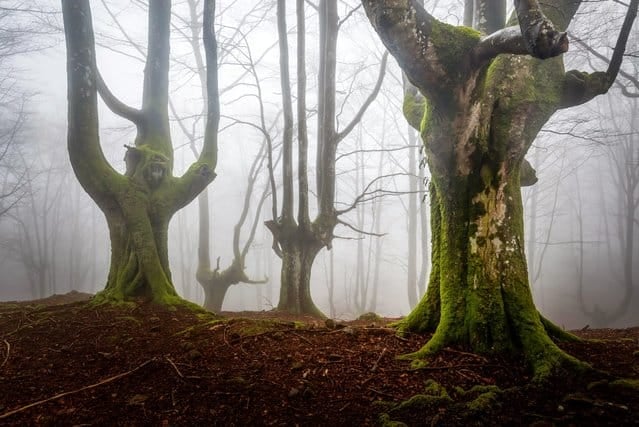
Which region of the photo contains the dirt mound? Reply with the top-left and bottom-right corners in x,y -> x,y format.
4,290 -> 93,307
0,301 -> 637,425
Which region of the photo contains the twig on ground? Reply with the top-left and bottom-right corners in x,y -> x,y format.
371,347 -> 387,372
0,358 -> 155,420
368,387 -> 396,399
291,332 -> 313,346
223,325 -> 231,348
442,347 -> 489,362
165,356 -> 184,378
1,340 -> 9,369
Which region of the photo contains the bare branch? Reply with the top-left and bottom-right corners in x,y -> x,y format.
337,4 -> 362,29
560,0 -> 638,108
473,26 -> 529,62
335,52 -> 388,144
337,218 -> 387,238
514,0 -> 569,59
336,144 -> 419,162
96,71 -> 144,124
572,36 -> 639,96
336,172 -> 416,215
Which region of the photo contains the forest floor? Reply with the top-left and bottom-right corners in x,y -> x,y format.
0,292 -> 637,426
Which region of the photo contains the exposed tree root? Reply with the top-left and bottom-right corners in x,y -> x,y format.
539,313 -> 581,342
89,291 -> 205,313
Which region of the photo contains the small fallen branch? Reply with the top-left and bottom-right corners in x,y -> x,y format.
371,347 -> 387,372
0,358 -> 155,420
1,340 -> 9,369
442,347 -> 489,362
291,332 -> 313,346
165,356 -> 184,378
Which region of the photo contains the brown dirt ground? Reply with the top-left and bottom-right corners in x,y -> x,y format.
0,292 -> 637,426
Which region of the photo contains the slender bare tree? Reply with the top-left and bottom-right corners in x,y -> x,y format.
266,0 -> 388,316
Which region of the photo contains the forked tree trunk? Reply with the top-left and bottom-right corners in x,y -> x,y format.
63,0 -> 220,305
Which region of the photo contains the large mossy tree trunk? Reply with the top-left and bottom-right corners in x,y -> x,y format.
363,0 -> 637,377
63,0 -> 220,305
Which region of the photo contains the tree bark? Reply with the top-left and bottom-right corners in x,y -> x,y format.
363,0 -> 637,377
277,234 -> 324,317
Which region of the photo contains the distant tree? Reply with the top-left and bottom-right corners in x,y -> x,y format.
579,92 -> 638,326
0,1 -> 55,219
0,93 -> 27,219
362,0 -> 637,377
61,0 -> 220,305
266,0 -> 387,316
166,0 -> 272,312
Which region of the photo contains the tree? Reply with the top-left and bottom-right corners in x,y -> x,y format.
196,140 -> 270,312
579,91 -> 638,326
361,0 -> 638,377
164,0 -> 272,312
0,1 -> 54,219
265,0 -> 387,316
62,0 -> 220,305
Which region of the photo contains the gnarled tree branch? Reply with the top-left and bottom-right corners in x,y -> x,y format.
514,0 -> 568,59
335,51 -> 389,144
559,0 -> 638,108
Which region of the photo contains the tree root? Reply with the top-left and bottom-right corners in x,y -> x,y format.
539,313 -> 581,342
89,291 -> 205,313
528,343 -> 591,383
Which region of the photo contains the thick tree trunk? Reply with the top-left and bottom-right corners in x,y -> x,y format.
405,152 -> 583,376
398,51 -> 585,375
101,211 -> 176,303
363,0 -> 636,379
201,280 -> 231,313
277,237 -> 324,317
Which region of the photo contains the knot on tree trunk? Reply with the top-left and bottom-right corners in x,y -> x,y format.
524,21 -> 568,59
124,144 -> 169,189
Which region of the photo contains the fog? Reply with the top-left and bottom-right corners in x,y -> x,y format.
0,0 -> 637,329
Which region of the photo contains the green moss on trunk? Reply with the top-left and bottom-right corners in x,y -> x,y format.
92,143 -> 192,307
396,30 -> 588,379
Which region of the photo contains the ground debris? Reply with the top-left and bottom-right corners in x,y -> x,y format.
0,296 -> 636,425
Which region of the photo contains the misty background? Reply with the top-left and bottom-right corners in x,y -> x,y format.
0,0 -> 637,329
